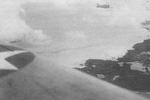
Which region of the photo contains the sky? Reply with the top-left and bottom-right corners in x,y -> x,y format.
0,0 -> 150,66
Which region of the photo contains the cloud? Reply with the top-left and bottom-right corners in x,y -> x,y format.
64,31 -> 88,48
0,0 -> 50,45
11,0 -> 150,67
1,0 -> 150,64
43,0 -> 150,26
65,31 -> 87,40
108,0 -> 150,25
0,0 -> 93,45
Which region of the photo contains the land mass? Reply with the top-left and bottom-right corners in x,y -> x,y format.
75,39 -> 150,92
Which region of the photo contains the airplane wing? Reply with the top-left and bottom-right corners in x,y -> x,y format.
0,45 -> 148,100
0,44 -> 35,77
8,57 -> 147,100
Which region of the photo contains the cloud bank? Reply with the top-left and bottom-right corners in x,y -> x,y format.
0,0 -> 150,44
1,0 -> 150,66
0,0 -> 51,44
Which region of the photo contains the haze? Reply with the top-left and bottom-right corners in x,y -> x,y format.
22,0 -> 150,67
